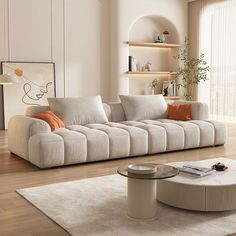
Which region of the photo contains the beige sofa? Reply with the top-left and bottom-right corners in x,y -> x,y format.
8,95 -> 227,168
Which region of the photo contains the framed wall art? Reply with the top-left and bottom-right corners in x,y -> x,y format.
1,62 -> 56,129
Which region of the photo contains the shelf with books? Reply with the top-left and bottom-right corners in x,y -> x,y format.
127,16 -> 182,96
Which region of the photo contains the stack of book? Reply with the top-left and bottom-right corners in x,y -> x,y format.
178,164 -> 215,177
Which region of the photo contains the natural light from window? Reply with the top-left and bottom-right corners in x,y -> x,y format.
199,0 -> 236,122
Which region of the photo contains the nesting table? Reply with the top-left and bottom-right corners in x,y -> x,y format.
156,158 -> 236,211
117,164 -> 179,219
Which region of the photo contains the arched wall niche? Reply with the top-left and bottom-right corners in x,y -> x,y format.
129,15 -> 180,43
128,15 -> 181,95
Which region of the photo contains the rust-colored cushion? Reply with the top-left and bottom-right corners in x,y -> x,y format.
34,111 -> 65,131
168,104 -> 192,121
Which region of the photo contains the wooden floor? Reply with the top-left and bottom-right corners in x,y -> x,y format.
1,125 -> 236,236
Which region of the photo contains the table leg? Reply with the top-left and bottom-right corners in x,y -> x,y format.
127,178 -> 157,219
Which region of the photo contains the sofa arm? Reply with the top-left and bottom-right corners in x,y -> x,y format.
173,101 -> 209,120
8,115 -> 51,160
29,133 -> 64,168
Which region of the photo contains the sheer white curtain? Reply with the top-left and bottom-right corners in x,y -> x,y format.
198,0 -> 236,122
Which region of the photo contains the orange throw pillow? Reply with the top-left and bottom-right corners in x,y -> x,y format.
34,111 -> 65,131
168,104 -> 192,121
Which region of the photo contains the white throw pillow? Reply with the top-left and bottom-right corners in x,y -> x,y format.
119,95 -> 168,121
47,96 -> 108,126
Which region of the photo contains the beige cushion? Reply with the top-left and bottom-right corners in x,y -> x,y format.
156,119 -> 200,149
54,128 -> 87,165
67,125 -> 110,162
140,120 -> 185,151
119,95 -> 167,121
106,122 -> 148,156
85,124 -> 130,159
108,102 -> 126,122
47,96 -> 108,126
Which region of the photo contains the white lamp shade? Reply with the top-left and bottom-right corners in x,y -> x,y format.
0,73 -> 19,84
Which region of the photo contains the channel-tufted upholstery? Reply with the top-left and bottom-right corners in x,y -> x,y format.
8,100 -> 227,168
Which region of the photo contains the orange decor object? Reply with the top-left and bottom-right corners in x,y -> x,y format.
34,111 -> 65,131
168,104 -> 192,121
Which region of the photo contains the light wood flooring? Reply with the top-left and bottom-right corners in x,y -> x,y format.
1,125 -> 236,236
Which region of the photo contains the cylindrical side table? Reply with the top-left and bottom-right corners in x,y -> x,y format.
117,164 -> 179,220
128,178 -> 157,219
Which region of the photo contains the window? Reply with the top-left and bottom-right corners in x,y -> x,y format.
199,0 -> 236,122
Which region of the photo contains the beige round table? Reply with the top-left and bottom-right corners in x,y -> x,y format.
156,158 -> 236,211
117,164 -> 179,220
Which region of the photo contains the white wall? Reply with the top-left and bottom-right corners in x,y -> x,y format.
64,0 -> 110,99
0,0 -> 110,100
0,0 -> 188,127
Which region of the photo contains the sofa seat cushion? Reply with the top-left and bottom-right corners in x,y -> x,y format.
106,122 -> 148,156
158,119 -> 216,147
54,128 -> 87,165
67,125 -> 109,162
140,120 -> 185,151
184,120 -> 215,147
121,121 -> 167,154
85,124 -> 130,159
205,120 -> 227,145
155,119 -> 200,149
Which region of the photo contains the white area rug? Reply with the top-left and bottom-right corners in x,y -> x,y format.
17,175 -> 236,236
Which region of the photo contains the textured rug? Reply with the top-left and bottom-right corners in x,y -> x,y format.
17,175 -> 236,236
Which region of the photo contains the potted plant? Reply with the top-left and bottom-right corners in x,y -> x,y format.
149,79 -> 159,95
175,40 -> 210,100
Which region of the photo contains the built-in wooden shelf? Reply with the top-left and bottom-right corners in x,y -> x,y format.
164,96 -> 181,100
128,41 -> 182,48
127,71 -> 177,76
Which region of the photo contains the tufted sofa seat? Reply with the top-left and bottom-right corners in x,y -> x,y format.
8,96 -> 227,168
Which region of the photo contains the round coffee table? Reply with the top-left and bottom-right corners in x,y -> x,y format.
156,158 -> 236,211
117,164 -> 179,219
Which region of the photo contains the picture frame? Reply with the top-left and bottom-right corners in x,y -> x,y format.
1,61 -> 56,129
162,80 -> 176,97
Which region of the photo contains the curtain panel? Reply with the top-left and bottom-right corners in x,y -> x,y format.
189,0 -> 236,122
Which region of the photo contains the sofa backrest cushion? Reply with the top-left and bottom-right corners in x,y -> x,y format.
108,102 -> 126,122
26,103 -> 111,120
119,95 -> 168,121
47,96 -> 108,126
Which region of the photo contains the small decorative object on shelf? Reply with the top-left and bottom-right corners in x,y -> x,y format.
128,56 -> 132,72
128,56 -> 138,72
154,33 -> 163,43
149,79 -> 159,95
143,61 -> 152,72
162,80 -> 176,97
212,162 -> 228,171
161,31 -> 169,43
